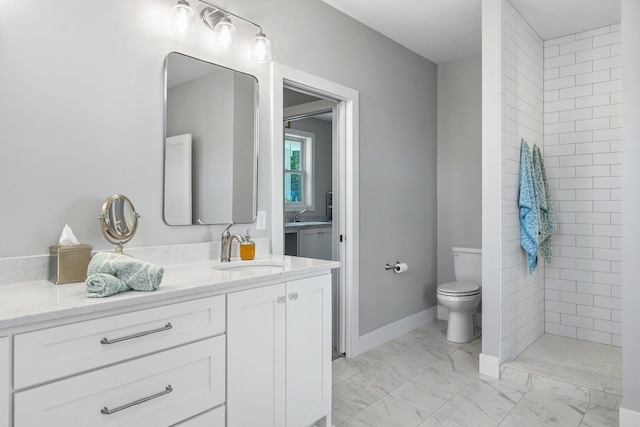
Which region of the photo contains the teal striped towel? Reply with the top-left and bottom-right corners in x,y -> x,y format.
86,273 -> 131,298
533,144 -> 557,264
519,140 -> 539,273
87,252 -> 164,292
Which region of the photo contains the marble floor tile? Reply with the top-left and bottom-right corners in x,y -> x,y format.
366,353 -> 430,382
413,320 -> 448,336
337,417 -> 376,427
460,337 -> 483,359
333,356 -> 361,381
531,374 -> 591,402
389,380 -> 454,414
391,329 -> 430,348
416,332 -> 462,359
433,348 -> 480,377
333,407 -> 352,425
332,380 -> 385,416
417,415 -> 466,427
333,322 -> 619,427
498,412 -> 554,427
429,393 -> 510,427
510,389 -> 588,427
499,366 -> 532,387
411,366 -> 474,395
346,366 -> 407,395
459,376 -> 529,412
579,390 -> 622,427
354,396 -> 431,427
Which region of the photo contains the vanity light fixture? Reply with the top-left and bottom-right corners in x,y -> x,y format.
170,0 -> 272,63
170,0 -> 195,35
213,15 -> 236,50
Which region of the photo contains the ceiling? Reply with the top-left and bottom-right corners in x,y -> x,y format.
320,0 -> 621,64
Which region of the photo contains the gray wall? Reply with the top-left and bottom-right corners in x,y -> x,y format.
0,0 -> 437,337
288,117 -> 333,221
436,55 -> 482,285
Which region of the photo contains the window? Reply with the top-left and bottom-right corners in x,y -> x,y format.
284,129 -> 314,210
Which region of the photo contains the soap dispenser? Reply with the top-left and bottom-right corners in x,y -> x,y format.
240,229 -> 255,260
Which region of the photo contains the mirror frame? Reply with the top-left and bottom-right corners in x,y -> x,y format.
163,51 -> 259,226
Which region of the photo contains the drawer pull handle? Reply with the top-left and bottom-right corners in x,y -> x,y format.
288,292 -> 299,301
100,323 -> 173,345
100,385 -> 173,415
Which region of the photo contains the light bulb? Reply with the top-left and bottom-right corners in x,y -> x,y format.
251,33 -> 272,63
170,0 -> 195,35
214,16 -> 236,50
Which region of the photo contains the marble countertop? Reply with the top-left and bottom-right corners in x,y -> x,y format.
0,255 -> 339,330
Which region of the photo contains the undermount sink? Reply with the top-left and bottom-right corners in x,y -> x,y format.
284,221 -> 332,227
213,259 -> 287,273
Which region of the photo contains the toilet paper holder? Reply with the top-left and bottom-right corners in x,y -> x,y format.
385,261 -> 408,273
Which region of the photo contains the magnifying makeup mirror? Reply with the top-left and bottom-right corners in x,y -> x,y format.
98,194 -> 140,253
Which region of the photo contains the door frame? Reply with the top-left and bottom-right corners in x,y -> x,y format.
271,63 -> 360,357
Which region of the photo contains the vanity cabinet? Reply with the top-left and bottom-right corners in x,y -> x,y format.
12,296 -> 227,427
299,227 -> 333,261
0,337 -> 8,427
14,337 -> 225,426
227,274 -> 332,427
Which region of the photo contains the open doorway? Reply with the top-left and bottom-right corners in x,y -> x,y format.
271,63 -> 360,358
282,87 -> 342,359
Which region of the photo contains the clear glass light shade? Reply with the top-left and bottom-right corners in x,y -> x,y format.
170,1 -> 195,35
214,17 -> 236,50
251,33 -> 272,63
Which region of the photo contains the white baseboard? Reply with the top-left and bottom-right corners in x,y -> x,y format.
479,353 -> 500,378
358,307 -> 436,354
620,406 -> 640,426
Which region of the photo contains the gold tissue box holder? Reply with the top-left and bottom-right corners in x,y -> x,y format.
49,244 -> 93,285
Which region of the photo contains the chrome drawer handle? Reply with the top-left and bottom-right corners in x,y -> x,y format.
288,292 -> 298,301
100,323 -> 173,345
100,385 -> 172,415
276,296 -> 286,304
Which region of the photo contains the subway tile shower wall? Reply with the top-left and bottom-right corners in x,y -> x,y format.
501,1 -> 546,361
543,24 -> 622,347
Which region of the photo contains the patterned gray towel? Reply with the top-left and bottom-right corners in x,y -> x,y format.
87,252 -> 164,291
86,273 -> 131,298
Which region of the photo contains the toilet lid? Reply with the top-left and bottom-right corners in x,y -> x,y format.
438,282 -> 481,296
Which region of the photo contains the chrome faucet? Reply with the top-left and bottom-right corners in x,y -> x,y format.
220,221 -> 236,262
293,208 -> 309,222
221,233 -> 245,262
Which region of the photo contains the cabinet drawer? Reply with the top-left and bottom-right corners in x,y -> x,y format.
171,405 -> 225,426
14,336 -> 225,427
14,295 -> 225,388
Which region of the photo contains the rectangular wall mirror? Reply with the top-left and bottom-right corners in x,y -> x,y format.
164,52 -> 258,225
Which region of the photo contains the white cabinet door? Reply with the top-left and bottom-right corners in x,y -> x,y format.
286,274 -> 332,427
227,275 -> 332,427
0,337 -> 8,427
227,284 -> 286,427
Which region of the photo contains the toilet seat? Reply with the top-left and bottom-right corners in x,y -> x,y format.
437,282 -> 481,297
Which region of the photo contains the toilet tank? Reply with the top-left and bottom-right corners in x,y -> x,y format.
453,246 -> 482,285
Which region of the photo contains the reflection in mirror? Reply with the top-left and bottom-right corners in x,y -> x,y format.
164,52 -> 258,225
99,194 -> 140,253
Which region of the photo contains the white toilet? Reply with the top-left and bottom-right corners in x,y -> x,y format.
437,246 -> 482,343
